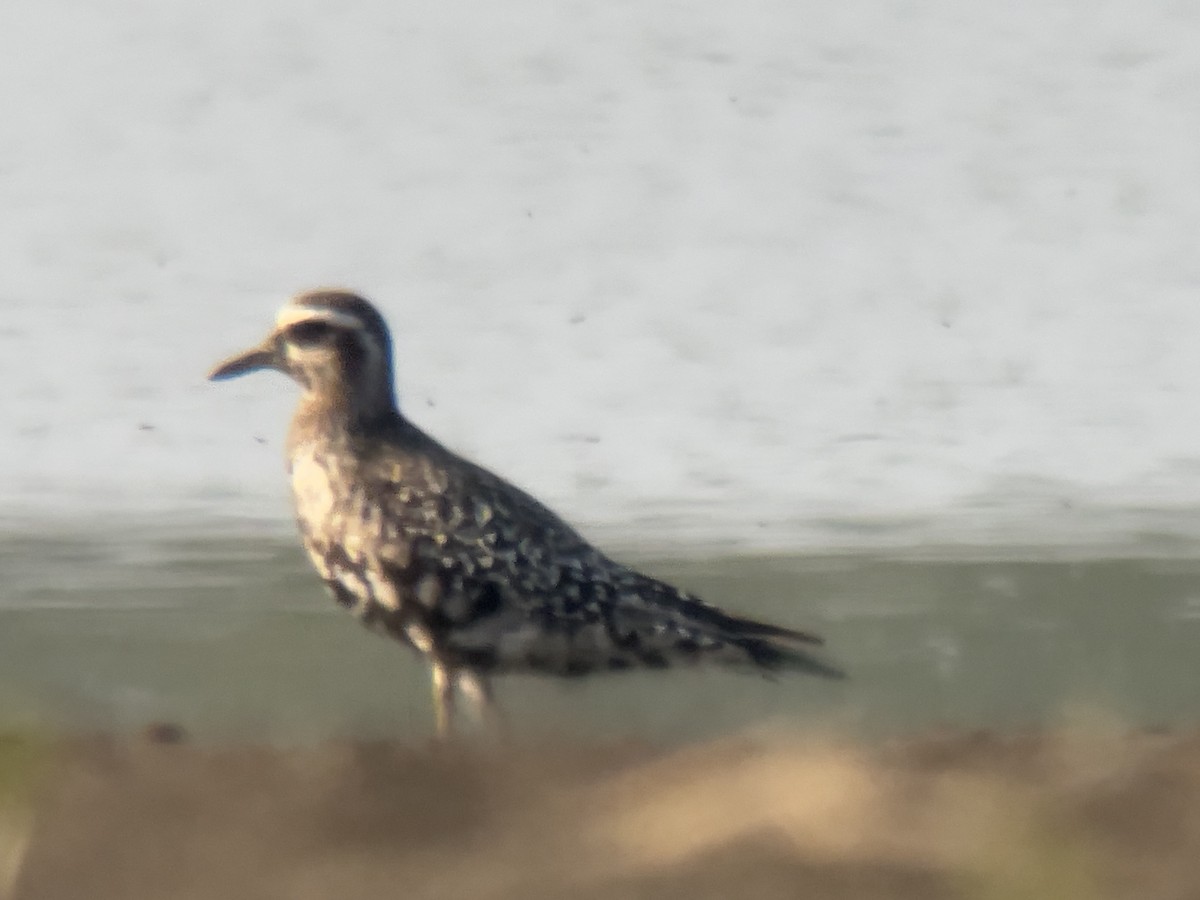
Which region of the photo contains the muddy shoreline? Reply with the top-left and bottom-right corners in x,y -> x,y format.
6,724 -> 1200,899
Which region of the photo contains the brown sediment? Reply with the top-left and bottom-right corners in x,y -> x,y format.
10,724 -> 1200,900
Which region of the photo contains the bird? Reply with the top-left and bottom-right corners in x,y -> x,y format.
208,289 -> 843,738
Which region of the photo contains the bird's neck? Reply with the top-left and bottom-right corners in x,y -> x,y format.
293,379 -> 402,438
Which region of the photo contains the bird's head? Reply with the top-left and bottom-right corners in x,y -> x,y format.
208,289 -> 398,421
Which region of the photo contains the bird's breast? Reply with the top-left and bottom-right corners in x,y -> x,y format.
288,444 -> 344,529
288,443 -> 413,621
288,443 -> 392,557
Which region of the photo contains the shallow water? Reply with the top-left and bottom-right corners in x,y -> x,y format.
4,526 -> 1200,741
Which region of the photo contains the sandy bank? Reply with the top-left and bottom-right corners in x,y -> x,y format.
9,724 -> 1200,900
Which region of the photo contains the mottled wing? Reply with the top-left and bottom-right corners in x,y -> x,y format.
358,435 -> 842,679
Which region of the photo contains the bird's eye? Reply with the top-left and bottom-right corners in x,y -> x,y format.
288,320 -> 335,345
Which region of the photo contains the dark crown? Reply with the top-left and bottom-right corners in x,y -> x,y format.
286,290 -> 399,419
293,290 -> 393,347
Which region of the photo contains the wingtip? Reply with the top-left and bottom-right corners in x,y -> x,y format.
742,635 -> 847,679
787,651 -> 848,680
728,618 -> 828,646
816,661 -> 849,680
786,628 -> 826,646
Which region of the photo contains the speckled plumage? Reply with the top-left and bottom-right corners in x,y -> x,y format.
210,290 -> 843,736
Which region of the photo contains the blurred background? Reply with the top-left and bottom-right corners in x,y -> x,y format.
2,0 -> 1200,741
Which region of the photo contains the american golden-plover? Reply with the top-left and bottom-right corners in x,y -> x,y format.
209,290 -> 843,737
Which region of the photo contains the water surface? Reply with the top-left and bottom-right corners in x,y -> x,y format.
4,528 -> 1199,741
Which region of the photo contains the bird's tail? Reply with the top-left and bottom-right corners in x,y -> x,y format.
694,604 -> 846,679
634,576 -> 846,678
737,632 -> 847,679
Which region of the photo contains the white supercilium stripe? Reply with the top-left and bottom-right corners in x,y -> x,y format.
274,305 -> 365,332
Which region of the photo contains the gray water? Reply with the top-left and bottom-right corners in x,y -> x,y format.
4,524 -> 1199,742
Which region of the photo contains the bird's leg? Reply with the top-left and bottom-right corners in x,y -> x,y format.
455,670 -> 505,737
430,661 -> 456,740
